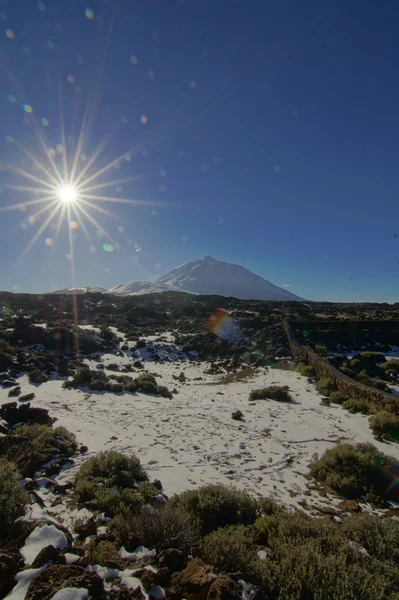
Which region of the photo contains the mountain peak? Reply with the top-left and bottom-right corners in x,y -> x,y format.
111,256 -> 304,301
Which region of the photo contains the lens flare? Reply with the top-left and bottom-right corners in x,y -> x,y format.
57,185 -> 77,204
207,309 -> 243,344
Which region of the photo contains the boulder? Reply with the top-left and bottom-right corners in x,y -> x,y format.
140,567 -> 170,590
25,564 -> 105,600
0,550 -> 18,597
8,386 -> 21,397
0,402 -> 54,426
338,500 -> 362,513
31,545 -> 66,568
207,576 -> 243,600
168,558 -> 216,600
231,410 -> 244,421
19,392 -> 35,402
158,548 -> 186,573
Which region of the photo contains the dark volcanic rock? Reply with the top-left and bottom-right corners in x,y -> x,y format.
26,564 -> 105,600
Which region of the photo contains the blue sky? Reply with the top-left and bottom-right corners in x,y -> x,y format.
0,0 -> 398,301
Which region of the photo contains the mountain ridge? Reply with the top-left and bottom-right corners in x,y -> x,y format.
107,256 -> 304,301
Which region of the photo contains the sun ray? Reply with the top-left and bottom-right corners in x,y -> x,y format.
78,198 -> 122,220
0,163 -> 56,190
13,140 -> 62,188
79,193 -> 164,206
71,204 -> 95,249
0,195 -> 57,213
31,128 -> 65,187
76,203 -> 118,245
54,203 -> 67,244
73,136 -> 111,187
58,81 -> 70,185
74,148 -> 138,188
75,175 -> 139,194
0,184 -> 55,194
20,203 -> 62,257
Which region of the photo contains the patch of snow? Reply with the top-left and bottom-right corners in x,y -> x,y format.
5,565 -> 47,600
64,553 -> 80,565
21,524 -> 68,566
51,588 -> 89,600
119,546 -> 156,563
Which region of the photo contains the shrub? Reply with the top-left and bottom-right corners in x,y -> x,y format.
329,391 -> 348,404
85,539 -> 122,567
172,484 -> 258,535
110,503 -> 200,552
316,377 -> 337,396
249,385 -> 292,402
342,399 -> 374,415
202,525 -> 257,576
294,362 -> 315,377
75,451 -> 148,495
369,411 -> 399,441
29,369 -> 48,384
310,442 -> 399,503
341,514 -> 399,562
6,424 -> 77,477
360,352 -> 386,364
0,458 -> 28,532
275,347 -> 291,358
315,345 -> 328,356
381,360 -> 399,373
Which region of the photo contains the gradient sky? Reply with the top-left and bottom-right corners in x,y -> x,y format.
0,0 -> 398,301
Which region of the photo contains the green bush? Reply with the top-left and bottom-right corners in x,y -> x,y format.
381,360 -> 399,373
110,503 -> 200,552
294,362 -> 315,377
85,539 -> 122,567
341,514 -> 399,562
342,399 -> 374,415
0,458 -> 28,532
316,377 -> 337,396
359,352 -> 386,364
310,442 -> 399,503
202,525 -> 257,576
249,385 -> 292,402
369,411 -> 399,441
275,347 -> 291,358
315,345 -> 328,356
29,369 -> 48,384
329,391 -> 348,404
6,424 -> 77,477
172,484 -> 258,535
75,451 -> 148,494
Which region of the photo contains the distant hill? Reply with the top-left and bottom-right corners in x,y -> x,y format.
51,286 -> 108,295
110,256 -> 304,301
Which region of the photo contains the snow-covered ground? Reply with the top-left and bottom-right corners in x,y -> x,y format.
2,351 -> 398,513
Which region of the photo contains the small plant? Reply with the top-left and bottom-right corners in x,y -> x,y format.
316,377 -> 337,396
5,424 -> 77,477
315,345 -> 328,357
310,442 -> 399,503
329,391 -> 348,404
202,525 -> 257,576
342,398 -> 374,415
369,411 -> 399,441
275,347 -> 291,358
0,458 -> 28,533
75,451 -> 148,493
110,503 -> 200,552
249,385 -> 292,402
172,484 -> 258,535
29,369 -> 48,384
294,362 -> 315,377
85,539 -> 123,567
381,360 -> 399,374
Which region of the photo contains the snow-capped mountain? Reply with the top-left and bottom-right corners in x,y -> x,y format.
111,256 -> 304,301
107,281 -> 151,296
50,286 -> 108,295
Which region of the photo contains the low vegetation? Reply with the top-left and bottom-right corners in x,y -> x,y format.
369,411 -> 399,441
4,423 -> 77,477
342,398 -> 374,414
294,362 -> 315,377
249,385 -> 292,402
316,377 -> 337,396
0,458 -> 28,534
171,484 -> 259,535
110,503 -> 200,552
310,442 -> 399,504
74,450 -> 163,517
63,367 -> 172,397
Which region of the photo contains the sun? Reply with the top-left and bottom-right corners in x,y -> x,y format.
57,184 -> 78,204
